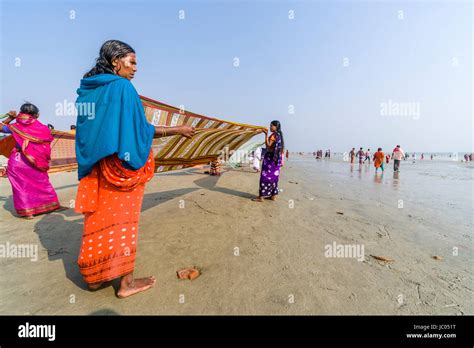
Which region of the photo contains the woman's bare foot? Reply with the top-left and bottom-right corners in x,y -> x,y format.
117,274 -> 156,299
269,195 -> 277,201
23,214 -> 34,220
251,197 -> 264,202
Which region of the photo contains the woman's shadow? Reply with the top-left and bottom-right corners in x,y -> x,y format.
34,208 -> 86,289
34,187 -> 199,290
0,194 -> 15,216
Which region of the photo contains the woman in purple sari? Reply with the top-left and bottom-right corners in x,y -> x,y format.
252,120 -> 284,202
0,104 -> 60,219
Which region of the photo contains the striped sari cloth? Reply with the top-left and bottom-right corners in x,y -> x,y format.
142,96 -> 265,172
0,97 -> 265,174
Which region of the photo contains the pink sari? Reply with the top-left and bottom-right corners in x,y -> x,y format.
6,113 -> 60,216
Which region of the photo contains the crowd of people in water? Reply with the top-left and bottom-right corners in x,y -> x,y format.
344,145 -> 406,173
309,146 -> 474,173
315,149 -> 331,159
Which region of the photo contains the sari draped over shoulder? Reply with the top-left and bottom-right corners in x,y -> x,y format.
5,113 -> 60,216
74,73 -> 156,284
75,74 -> 155,180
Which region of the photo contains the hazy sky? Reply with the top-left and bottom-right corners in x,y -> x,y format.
1,0 -> 472,152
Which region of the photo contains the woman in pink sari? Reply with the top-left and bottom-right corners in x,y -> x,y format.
0,104 -> 60,219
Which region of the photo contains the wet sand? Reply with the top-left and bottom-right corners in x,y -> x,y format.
0,156 -> 472,315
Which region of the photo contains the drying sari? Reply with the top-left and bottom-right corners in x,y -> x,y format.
259,132 -> 283,197
75,73 -> 156,284
5,113 -> 60,216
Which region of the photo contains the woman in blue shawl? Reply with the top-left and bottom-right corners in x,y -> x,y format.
252,120 -> 284,202
75,40 -> 194,298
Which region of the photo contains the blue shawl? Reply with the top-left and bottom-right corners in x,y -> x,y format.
75,74 -> 155,180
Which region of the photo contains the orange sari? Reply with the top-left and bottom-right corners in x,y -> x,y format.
75,151 -> 154,284
374,151 -> 385,168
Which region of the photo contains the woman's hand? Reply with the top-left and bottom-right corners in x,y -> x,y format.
1,110 -> 17,125
179,125 -> 195,139
154,125 -> 195,138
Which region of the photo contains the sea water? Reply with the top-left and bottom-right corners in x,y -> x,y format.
289,154 -> 473,243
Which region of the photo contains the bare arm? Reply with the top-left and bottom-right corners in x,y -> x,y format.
255,128 -> 272,147
265,132 -> 276,148
2,117 -> 14,125
154,125 -> 195,139
0,111 -> 16,132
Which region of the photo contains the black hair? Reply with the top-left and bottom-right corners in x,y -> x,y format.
70,125 -> 76,130
270,120 -> 284,150
84,40 -> 135,78
20,102 -> 39,116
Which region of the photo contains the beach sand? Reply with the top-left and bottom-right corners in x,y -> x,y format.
0,156 -> 472,315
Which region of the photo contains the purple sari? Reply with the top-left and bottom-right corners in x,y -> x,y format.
259,132 -> 283,197
5,113 -> 60,216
